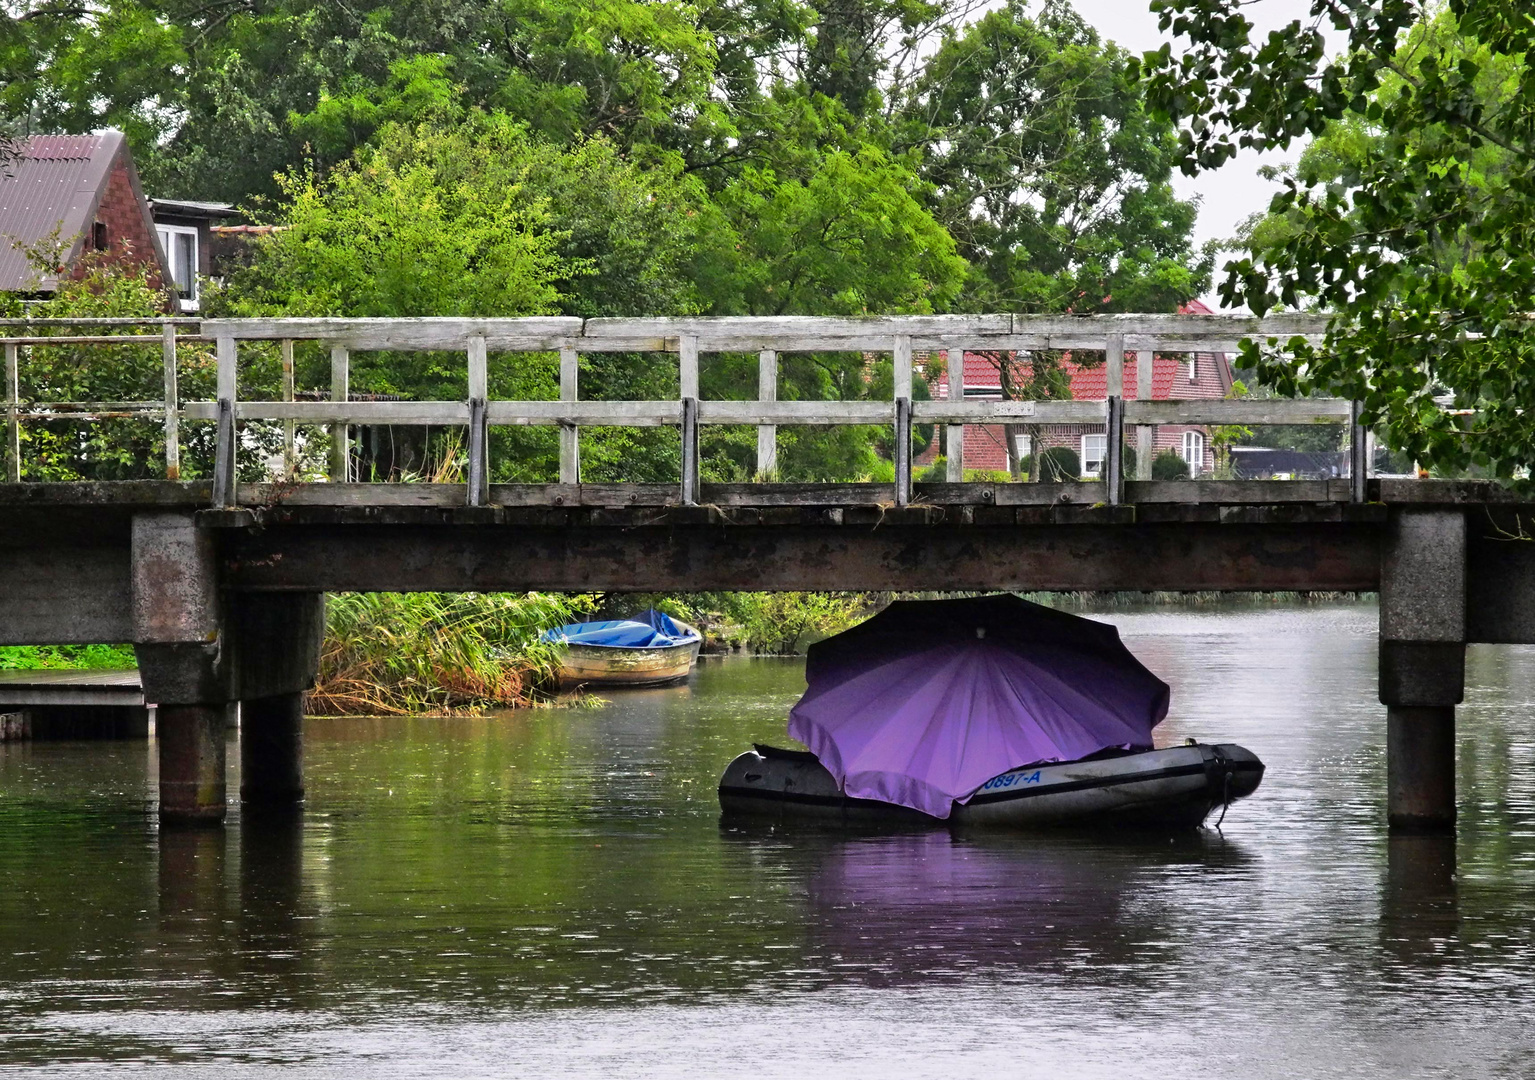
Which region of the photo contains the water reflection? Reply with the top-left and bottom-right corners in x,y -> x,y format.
1381,834 -> 1458,963
236,817 -> 311,995
9,604 -> 1535,1075
785,830 -> 1256,985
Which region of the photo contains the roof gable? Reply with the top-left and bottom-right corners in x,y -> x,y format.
0,132 -> 125,292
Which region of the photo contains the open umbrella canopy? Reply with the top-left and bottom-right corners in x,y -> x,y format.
786,595 -> 1170,819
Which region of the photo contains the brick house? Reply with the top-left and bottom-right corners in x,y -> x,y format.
922,300 -> 1234,477
0,131 -> 177,306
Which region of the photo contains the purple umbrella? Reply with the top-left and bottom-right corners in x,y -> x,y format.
786,595 -> 1170,819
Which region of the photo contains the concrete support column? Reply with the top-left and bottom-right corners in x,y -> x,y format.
156,703 -> 228,824
133,513 -> 231,828
231,592 -> 323,815
1386,706 -> 1457,827
240,693 -> 304,809
1379,509 -> 1466,832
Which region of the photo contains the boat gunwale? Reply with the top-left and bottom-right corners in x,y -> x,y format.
718,744 -> 1263,820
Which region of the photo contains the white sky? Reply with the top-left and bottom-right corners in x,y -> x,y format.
1067,0 -> 1335,309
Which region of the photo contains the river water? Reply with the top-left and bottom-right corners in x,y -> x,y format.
4,602 -> 1535,1077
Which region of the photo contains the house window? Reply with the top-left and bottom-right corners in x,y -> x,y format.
1081,433 -> 1107,478
1187,354 -> 1198,382
1014,433 -> 1031,459
92,221 -> 108,251
1182,430 -> 1205,473
155,225 -> 199,307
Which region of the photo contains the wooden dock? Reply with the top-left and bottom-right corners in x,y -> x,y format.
0,669 -> 148,741
0,668 -> 144,706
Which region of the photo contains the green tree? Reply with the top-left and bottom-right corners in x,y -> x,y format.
1,0 -> 720,201
903,0 -> 1209,313
1137,1 -> 1535,480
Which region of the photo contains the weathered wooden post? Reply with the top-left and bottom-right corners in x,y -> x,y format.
466,333 -> 489,506
1349,400 -> 1368,503
1134,335 -> 1154,480
756,349 -> 777,479
212,335 -> 237,507
1380,508 -> 1466,830
162,325 -> 180,480
328,345 -> 350,483
279,339 -> 295,479
945,342 -> 964,482
679,334 -> 699,504
1105,333 -> 1125,504
4,340 -> 18,483
894,334 -> 912,506
560,343 -> 579,484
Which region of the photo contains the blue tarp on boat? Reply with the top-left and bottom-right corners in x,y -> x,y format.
542,609 -> 699,649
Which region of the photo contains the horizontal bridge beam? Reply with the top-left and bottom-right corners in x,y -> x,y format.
219,521 -> 1382,594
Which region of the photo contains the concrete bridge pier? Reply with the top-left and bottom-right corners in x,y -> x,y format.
240,693 -> 306,811
131,514 -> 323,825
1380,509 -> 1466,832
133,514 -> 231,825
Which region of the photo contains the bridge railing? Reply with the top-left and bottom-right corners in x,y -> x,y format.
4,313 -> 1373,506
1,318 -> 206,482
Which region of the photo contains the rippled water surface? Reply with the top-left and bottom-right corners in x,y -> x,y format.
5,601 -> 1535,1077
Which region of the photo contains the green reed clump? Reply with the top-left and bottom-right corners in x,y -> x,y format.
310,591 -> 597,715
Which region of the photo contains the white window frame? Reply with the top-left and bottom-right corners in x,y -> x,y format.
1182,430 -> 1205,473
1081,433 -> 1107,478
1186,353 -> 1198,382
156,224 -> 199,308
1013,432 -> 1031,460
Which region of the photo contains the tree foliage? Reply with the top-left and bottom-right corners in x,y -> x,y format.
5,0 -> 1215,484
906,0 -> 1209,313
1138,1 -> 1535,479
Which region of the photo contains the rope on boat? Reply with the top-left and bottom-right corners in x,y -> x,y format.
1212,770 -> 1232,831
1206,744 -> 1233,831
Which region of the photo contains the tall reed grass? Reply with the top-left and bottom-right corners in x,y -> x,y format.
309,591 -> 596,715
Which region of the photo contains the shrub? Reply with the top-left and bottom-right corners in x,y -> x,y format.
916,456 -> 949,482
0,644 -> 137,670
1152,450 -> 1191,480
915,458 -> 1018,484
1036,445 -> 1080,481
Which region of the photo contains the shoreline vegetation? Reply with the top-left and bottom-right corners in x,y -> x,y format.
307,592 -> 597,716
0,591 -> 1373,717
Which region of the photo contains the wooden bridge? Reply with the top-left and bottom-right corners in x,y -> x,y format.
1,314 -> 1528,834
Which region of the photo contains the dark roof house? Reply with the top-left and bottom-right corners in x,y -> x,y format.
150,197 -> 239,311
0,131 -> 174,304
